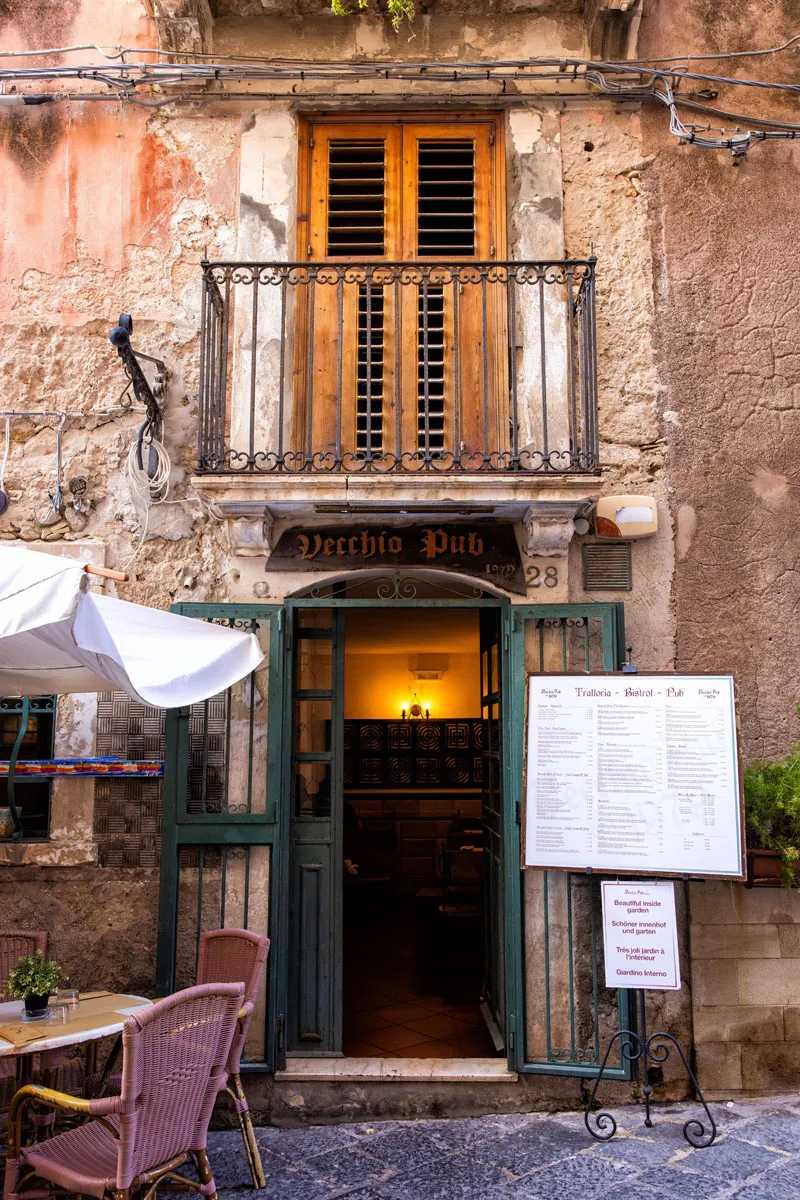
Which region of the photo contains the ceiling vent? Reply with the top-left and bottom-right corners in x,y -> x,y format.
409,653 -> 449,679
582,542 -> 632,591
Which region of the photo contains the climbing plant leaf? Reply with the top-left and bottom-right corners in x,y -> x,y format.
331,0 -> 415,30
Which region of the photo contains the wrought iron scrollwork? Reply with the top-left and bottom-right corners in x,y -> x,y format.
301,571 -> 488,601
196,257 -> 600,477
585,990 -> 717,1149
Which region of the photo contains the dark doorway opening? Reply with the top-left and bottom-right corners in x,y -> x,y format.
341,608 -> 499,1058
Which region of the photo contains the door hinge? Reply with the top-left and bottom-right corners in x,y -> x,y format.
516,800 -> 522,825
489,128 -> 495,146
278,609 -> 284,632
277,1013 -> 285,1050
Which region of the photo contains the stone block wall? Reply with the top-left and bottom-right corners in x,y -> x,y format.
690,881 -> 800,1096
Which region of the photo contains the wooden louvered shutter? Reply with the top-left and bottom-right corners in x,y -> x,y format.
297,116 -> 505,463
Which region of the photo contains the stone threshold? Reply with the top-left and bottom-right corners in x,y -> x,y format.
276,1057 -> 519,1083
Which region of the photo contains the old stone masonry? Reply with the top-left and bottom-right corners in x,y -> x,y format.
205,1097 -> 800,1199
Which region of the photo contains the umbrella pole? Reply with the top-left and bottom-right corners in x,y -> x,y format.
7,695 -> 29,839
84,565 -> 129,582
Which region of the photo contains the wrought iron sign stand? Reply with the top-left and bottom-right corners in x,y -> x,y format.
584,988 -> 717,1148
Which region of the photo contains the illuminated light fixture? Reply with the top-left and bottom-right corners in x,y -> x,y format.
401,692 -> 430,720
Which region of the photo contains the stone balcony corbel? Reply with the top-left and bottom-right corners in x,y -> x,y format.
522,499 -> 593,558
212,500 -> 275,557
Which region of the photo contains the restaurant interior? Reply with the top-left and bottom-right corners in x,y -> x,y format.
341,609 -> 498,1059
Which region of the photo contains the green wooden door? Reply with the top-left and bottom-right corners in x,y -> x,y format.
480,608 -> 505,1052
285,606 -> 345,1055
505,602 -> 633,1079
156,604 -> 285,1071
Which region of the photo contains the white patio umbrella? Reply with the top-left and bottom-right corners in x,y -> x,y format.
0,545 -> 264,707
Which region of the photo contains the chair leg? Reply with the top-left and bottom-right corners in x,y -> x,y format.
228,1073 -> 266,1189
196,1149 -> 218,1200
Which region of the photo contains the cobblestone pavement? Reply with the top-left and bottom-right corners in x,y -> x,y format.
207,1096 -> 800,1199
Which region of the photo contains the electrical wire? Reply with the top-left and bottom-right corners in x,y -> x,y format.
2,32 -> 799,65
3,56 -> 800,93
0,45 -> 797,165
125,434 -> 171,509
624,33 -> 800,65
120,434 -> 169,570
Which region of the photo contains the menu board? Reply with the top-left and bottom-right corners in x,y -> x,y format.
525,675 -> 743,878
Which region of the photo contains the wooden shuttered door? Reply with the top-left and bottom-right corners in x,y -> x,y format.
294,116 -> 506,466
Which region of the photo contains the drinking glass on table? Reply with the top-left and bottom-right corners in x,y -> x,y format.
56,980 -> 79,1009
48,1001 -> 70,1023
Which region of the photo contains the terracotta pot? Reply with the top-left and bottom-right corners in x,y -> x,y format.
746,848 -> 800,888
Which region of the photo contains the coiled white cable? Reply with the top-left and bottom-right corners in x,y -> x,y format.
121,434 -> 171,570
125,434 -> 171,509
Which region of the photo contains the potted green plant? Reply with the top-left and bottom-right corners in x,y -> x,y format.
7,950 -> 63,1018
744,718 -> 800,887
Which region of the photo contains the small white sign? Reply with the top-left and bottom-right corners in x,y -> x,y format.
601,881 -> 681,991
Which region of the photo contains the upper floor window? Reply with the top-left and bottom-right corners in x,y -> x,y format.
304,115 -> 500,262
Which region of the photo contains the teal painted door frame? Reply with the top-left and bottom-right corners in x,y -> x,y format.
506,601 -> 632,1078
158,594 -> 631,1080
156,602 -> 285,1072
284,608 -> 346,1055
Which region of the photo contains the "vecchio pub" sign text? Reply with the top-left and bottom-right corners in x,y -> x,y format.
267,523 -> 524,593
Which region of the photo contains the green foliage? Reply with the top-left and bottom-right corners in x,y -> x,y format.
331,0 -> 415,31
7,951 -> 63,1000
744,709 -> 800,887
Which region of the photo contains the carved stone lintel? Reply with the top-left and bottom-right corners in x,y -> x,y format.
523,501 -> 585,558
223,507 -> 275,558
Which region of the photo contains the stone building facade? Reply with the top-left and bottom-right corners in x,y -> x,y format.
0,0 -> 799,1120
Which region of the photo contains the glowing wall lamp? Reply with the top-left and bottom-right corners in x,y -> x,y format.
401,693 -> 430,720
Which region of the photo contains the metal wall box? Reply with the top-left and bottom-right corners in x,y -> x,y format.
582,542 -> 633,591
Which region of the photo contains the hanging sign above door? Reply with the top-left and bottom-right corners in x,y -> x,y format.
524,674 -> 744,878
266,522 -> 525,593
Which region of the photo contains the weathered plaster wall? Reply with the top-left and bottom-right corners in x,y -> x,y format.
0,0 -> 240,603
561,104 -> 674,672
638,0 -> 800,761
0,94 -> 239,602
0,868 -> 159,995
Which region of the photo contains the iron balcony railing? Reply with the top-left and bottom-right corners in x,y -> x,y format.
198,259 -> 599,474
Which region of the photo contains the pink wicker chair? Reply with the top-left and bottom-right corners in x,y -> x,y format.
196,928 -> 270,1190
87,927 -> 270,1189
4,982 -> 244,1200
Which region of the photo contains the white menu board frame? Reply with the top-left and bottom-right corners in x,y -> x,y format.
524,674 -> 744,879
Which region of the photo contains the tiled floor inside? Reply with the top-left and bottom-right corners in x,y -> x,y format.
342,895 -> 498,1059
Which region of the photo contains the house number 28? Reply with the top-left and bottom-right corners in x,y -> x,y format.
526,565 -> 559,588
